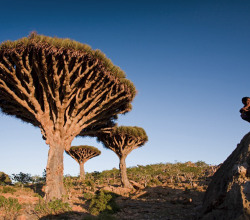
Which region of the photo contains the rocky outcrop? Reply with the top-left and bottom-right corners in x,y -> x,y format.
200,132 -> 250,220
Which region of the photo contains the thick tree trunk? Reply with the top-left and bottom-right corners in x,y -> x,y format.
79,162 -> 85,180
119,156 -> 133,188
44,141 -> 66,201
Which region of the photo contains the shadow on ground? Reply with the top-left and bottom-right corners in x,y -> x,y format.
38,185 -> 205,220
114,186 -> 204,220
27,183 -> 45,197
39,211 -> 88,220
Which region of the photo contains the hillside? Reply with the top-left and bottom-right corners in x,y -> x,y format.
0,161 -> 217,220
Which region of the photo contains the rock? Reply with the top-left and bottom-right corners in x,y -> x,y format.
192,183 -> 198,188
72,205 -> 84,212
199,132 -> 250,220
41,185 -> 46,192
178,175 -> 186,182
16,215 -> 27,220
102,186 -> 133,196
129,180 -> 144,190
131,191 -> 148,199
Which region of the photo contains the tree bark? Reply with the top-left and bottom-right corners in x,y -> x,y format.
79,162 -> 85,180
119,156 -> 133,188
44,141 -> 66,201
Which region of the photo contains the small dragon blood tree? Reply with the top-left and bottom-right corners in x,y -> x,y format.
97,126 -> 148,188
66,145 -> 101,180
0,33 -> 136,200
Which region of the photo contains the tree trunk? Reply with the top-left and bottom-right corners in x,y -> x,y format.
79,162 -> 85,180
44,141 -> 66,201
119,156 -> 133,188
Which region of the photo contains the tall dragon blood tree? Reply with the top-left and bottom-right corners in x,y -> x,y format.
0,33 -> 136,200
97,126 -> 148,188
66,145 -> 101,180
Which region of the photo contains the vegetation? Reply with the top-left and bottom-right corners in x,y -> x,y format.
0,33 -> 136,200
0,195 -> 21,219
97,126 -> 148,188
0,186 -> 17,194
12,172 -> 32,185
84,161 -> 211,187
0,32 -> 135,86
0,162 -> 216,219
34,197 -> 71,217
0,172 -> 11,185
66,145 -> 101,180
89,190 -> 120,216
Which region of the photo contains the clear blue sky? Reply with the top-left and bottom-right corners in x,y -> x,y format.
0,0 -> 249,176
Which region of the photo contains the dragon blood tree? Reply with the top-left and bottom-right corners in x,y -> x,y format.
97,126 -> 148,188
66,145 -> 101,180
0,33 -> 136,200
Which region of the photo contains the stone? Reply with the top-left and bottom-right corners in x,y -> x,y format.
130,180 -> 145,190
72,205 -> 84,212
102,186 -> 133,196
199,132 -> 250,220
16,215 -> 27,220
192,183 -> 198,188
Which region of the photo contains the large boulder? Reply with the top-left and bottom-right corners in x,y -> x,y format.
199,132 -> 250,220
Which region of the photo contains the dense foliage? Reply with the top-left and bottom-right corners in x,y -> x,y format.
0,33 -> 136,96
89,190 -> 120,215
97,126 -> 148,149
70,145 -> 101,154
0,172 -> 11,185
35,198 -> 71,216
12,172 -> 32,185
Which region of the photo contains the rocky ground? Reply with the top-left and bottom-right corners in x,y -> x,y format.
0,162 -> 217,220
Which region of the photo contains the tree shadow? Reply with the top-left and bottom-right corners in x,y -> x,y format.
37,185 -> 205,220
39,211 -> 89,220
39,211 -> 116,220
114,185 -> 205,220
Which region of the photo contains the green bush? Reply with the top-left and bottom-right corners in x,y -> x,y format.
195,161 -> 209,167
83,192 -> 95,200
34,198 -> 71,216
84,179 -> 96,191
0,172 -> 12,185
0,186 -> 17,194
63,176 -> 75,190
89,190 -> 119,216
147,178 -> 162,187
12,172 -> 32,185
0,195 -> 21,218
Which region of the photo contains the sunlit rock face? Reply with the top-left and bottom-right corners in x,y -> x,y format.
199,132 -> 250,220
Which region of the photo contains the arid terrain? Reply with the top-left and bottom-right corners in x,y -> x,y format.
0,162 -> 217,220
